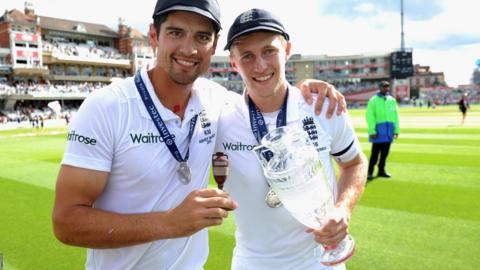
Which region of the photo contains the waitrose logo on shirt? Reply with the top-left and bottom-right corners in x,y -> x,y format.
67,130 -> 97,145
130,133 -> 176,144
222,141 -> 256,151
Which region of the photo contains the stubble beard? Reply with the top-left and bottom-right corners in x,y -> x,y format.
169,72 -> 197,85
168,58 -> 207,86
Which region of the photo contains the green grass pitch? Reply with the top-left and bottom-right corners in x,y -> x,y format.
0,105 -> 479,269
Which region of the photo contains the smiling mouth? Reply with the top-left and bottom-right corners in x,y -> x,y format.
253,73 -> 274,82
174,57 -> 198,68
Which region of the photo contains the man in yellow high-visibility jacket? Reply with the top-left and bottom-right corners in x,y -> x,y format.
365,80 -> 400,180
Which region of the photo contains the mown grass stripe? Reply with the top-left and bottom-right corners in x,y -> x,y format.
350,206 -> 480,270
0,177 -> 85,270
0,127 -> 66,137
359,137 -> 480,147
375,162 -> 480,189
348,104 -> 479,116
0,158 -> 60,190
1,164 -> 59,191
354,126 -> 480,135
360,142 -> 480,157
360,179 -> 480,222
360,147 -> 480,168
357,133 -> 480,140
0,131 -> 65,191
388,151 -> 479,167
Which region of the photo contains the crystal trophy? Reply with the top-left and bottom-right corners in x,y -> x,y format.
253,126 -> 355,266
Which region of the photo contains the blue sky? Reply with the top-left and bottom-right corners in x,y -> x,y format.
321,0 -> 443,21
3,0 -> 479,87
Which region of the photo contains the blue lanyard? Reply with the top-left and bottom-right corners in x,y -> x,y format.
134,72 -> 198,163
248,88 -> 289,160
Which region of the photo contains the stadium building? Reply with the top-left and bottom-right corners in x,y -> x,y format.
1,2 -> 473,123
0,2 -> 153,122
207,52 -> 397,103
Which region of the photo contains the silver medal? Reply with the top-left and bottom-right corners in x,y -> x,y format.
178,162 -> 191,185
265,187 -> 282,208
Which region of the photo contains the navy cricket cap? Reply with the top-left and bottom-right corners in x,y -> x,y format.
152,0 -> 221,31
224,8 -> 290,50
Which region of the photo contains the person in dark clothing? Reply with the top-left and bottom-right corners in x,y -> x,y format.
458,93 -> 470,125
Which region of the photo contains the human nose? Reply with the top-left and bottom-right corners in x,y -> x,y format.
253,56 -> 268,72
179,37 -> 197,56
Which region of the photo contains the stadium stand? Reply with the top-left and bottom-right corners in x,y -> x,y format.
0,2 -> 478,126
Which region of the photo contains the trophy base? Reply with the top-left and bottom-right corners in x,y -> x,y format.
314,234 -> 355,266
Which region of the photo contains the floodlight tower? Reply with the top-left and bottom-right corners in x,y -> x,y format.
400,0 -> 405,51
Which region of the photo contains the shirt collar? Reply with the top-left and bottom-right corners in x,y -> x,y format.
240,84 -> 301,124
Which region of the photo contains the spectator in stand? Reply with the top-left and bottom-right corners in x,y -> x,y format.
458,92 -> 470,125
366,81 -> 400,180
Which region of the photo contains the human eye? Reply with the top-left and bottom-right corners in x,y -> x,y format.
167,29 -> 182,38
264,48 -> 277,57
197,33 -> 213,43
241,53 -> 253,63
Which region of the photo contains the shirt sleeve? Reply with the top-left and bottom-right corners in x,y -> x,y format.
329,112 -> 362,163
61,89 -> 117,172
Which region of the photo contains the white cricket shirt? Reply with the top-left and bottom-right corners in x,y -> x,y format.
62,68 -> 227,270
215,86 -> 360,270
